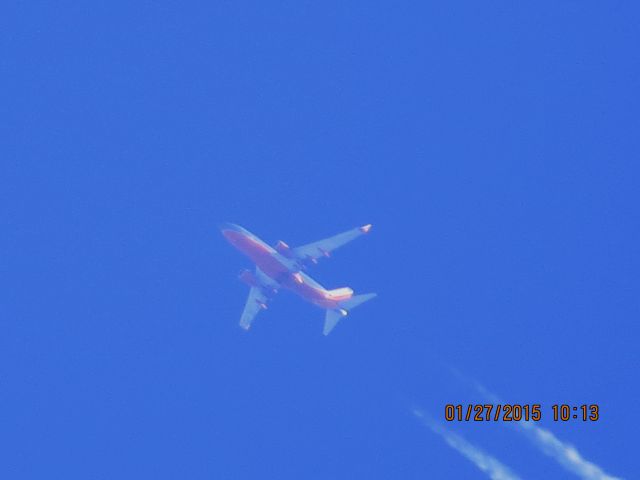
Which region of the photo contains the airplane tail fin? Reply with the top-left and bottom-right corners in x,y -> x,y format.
322,293 -> 377,336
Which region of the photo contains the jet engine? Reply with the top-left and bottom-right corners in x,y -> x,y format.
275,240 -> 293,257
239,269 -> 278,296
238,269 -> 259,287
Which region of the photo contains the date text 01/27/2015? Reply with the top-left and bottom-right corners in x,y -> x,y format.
444,404 -> 599,422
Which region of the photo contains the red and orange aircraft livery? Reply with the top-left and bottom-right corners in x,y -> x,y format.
221,223 -> 376,335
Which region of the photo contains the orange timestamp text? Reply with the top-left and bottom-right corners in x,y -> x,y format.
444,404 -> 600,422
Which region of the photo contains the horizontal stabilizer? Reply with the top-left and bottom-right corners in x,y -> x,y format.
323,293 -> 376,335
323,309 -> 347,336
339,293 -> 377,310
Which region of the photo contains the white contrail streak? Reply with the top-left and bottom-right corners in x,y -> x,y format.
473,382 -> 622,480
517,420 -> 621,480
413,408 -> 522,480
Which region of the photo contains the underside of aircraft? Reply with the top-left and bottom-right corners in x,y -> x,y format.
221,223 -> 376,335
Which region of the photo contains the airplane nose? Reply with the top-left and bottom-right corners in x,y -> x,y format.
220,223 -> 247,244
218,222 -> 240,237
218,222 -> 234,232
219,223 -> 235,242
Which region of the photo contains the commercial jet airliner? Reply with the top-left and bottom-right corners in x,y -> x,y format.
221,223 -> 376,335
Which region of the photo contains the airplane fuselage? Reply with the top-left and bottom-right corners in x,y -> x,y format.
221,224 -> 351,309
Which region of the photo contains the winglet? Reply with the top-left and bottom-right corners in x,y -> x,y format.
359,224 -> 372,234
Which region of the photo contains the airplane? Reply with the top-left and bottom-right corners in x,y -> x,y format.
220,223 -> 376,335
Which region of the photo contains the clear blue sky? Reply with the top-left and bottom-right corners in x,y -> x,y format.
2,2 -> 638,479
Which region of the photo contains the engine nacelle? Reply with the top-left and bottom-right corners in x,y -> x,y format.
238,269 -> 259,287
275,240 -> 293,257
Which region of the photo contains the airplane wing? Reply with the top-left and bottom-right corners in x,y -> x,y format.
238,267 -> 279,330
239,286 -> 269,330
292,224 -> 372,265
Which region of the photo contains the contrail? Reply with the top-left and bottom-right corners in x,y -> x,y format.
472,381 -> 622,480
413,408 -> 522,480
517,420 -> 621,480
